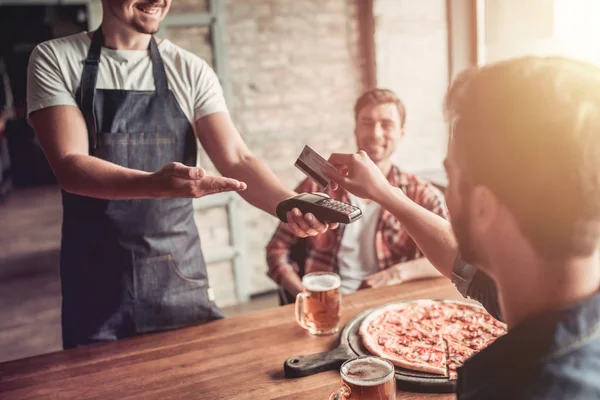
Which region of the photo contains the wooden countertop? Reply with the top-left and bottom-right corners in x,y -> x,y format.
0,273 -> 461,399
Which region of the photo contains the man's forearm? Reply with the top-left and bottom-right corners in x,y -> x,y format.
280,270 -> 304,298
56,154 -> 154,200
223,154 -> 294,216
379,189 -> 502,319
378,187 -> 459,279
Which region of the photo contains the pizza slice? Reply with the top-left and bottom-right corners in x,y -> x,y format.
443,337 -> 477,380
365,331 -> 448,376
441,301 -> 506,334
440,301 -> 506,380
442,309 -> 505,352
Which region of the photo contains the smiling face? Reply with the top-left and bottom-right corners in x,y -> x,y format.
102,0 -> 171,34
354,103 -> 404,165
352,90 -> 406,172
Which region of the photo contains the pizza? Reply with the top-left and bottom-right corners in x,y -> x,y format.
359,300 -> 506,380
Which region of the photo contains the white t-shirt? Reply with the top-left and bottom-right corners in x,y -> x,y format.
26,32 -> 228,124
337,194 -> 382,293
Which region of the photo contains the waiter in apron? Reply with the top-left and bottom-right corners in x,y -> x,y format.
27,0 -> 335,349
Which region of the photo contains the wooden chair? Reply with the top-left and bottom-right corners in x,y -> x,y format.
277,238 -> 307,306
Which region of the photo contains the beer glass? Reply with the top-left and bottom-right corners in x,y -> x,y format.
295,272 -> 341,335
329,356 -> 396,400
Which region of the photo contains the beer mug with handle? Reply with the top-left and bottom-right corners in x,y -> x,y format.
329,356 -> 396,400
295,272 -> 341,335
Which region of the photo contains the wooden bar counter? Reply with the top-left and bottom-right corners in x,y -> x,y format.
1,271 -> 462,399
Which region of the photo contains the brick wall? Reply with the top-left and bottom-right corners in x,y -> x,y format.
223,0 -> 366,296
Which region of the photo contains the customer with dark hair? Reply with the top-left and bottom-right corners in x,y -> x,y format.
320,57 -> 600,399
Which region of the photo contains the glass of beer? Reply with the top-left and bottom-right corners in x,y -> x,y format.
295,272 -> 341,335
329,356 -> 396,400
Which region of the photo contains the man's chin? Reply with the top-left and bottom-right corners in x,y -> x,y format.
134,27 -> 160,35
133,21 -> 161,35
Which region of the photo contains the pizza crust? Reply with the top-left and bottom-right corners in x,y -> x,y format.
384,352 -> 447,376
440,299 -> 485,309
360,321 -> 384,357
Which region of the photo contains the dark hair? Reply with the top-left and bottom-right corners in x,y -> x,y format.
354,88 -> 406,127
444,56 -> 600,259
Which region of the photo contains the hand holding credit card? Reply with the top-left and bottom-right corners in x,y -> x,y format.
278,145 -> 362,224
294,145 -> 338,188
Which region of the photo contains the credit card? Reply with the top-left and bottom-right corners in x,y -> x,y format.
294,145 -> 335,188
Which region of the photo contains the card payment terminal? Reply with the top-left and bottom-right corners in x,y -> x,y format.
276,193 -> 363,224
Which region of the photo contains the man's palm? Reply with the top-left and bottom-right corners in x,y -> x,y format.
154,162 -> 247,198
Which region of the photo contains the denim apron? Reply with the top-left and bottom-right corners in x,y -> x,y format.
60,29 -> 223,349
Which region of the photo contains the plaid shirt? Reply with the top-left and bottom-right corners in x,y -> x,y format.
266,165 -> 449,285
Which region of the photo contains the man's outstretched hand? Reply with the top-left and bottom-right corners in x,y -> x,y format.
150,162 -> 247,198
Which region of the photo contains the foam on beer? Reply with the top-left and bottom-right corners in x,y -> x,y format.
302,273 -> 341,292
342,357 -> 394,386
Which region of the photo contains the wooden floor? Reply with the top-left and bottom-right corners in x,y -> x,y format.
0,186 -> 277,363
0,186 -> 63,363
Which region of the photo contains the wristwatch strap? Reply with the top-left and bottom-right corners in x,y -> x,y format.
451,253 -> 478,297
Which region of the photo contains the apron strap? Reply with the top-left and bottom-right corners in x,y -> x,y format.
80,29 -> 103,150
80,30 -> 169,150
149,37 -> 169,96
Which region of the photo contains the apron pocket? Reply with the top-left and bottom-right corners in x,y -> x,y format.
97,132 -> 178,172
133,255 -> 221,333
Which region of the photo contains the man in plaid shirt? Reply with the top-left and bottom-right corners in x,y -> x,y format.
266,89 -> 448,300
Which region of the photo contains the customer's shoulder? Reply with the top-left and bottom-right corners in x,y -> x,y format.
390,166 -> 432,189
520,360 -> 600,400
391,166 -> 446,209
